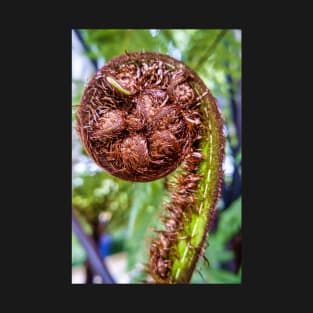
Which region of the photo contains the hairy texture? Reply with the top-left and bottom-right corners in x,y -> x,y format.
77,52 -> 200,182
76,52 -> 225,284
148,83 -> 224,284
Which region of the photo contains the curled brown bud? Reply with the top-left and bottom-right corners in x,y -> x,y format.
120,134 -> 149,172
92,110 -> 126,140
77,52 -> 204,182
76,51 -> 225,284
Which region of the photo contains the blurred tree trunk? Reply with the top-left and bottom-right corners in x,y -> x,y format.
85,220 -> 100,283
72,212 -> 115,284
73,29 -> 98,70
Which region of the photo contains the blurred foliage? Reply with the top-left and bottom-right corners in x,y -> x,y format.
72,232 -> 86,267
72,29 -> 242,284
125,179 -> 166,272
82,29 -> 171,61
73,171 -> 135,233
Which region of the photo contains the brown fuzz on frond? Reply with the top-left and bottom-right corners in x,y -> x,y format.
76,52 -> 202,182
76,51 -> 224,284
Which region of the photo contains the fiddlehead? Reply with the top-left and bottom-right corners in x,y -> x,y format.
76,51 -> 225,284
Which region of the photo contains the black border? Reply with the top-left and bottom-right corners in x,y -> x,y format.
14,9 -> 287,305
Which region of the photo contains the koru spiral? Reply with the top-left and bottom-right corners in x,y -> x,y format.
76,51 -> 208,182
77,51 -> 225,283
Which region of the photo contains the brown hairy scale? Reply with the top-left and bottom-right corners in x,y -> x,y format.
76,52 -> 217,283
76,52 -> 202,183
148,148 -> 202,283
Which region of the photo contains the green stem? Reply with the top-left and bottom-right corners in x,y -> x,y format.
169,88 -> 224,283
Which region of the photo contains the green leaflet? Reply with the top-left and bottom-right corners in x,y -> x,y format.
106,76 -> 131,96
